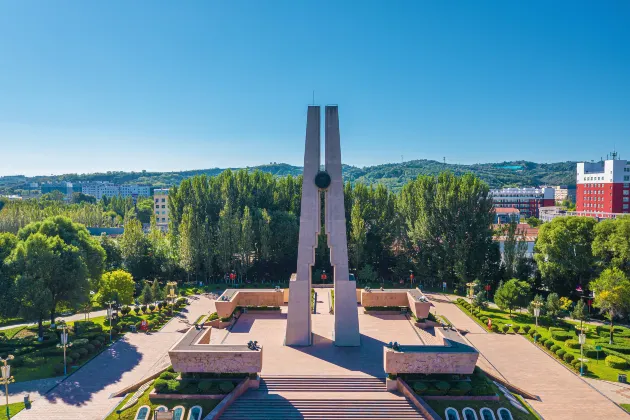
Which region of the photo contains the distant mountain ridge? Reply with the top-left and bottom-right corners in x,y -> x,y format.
3,160 -> 578,191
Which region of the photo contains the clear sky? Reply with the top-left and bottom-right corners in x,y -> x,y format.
1,1 -> 629,176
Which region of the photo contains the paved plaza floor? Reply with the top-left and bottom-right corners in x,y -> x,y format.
425,292 -> 629,420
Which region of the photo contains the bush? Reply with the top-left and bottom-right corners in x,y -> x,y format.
556,349 -> 566,358
121,306 -> 131,316
72,338 -> 89,347
77,348 -> 88,358
565,340 -> 580,349
550,331 -> 574,342
86,344 -> 96,353
166,379 -> 181,393
583,347 -> 598,358
545,340 -> 555,350
522,325 -> 531,334
448,381 -> 472,396
491,324 -> 499,333
208,312 -> 219,321
197,380 -> 215,393
512,325 -> 521,334
218,382 -> 235,393
564,353 -> 575,363
605,355 -> 628,369
159,371 -> 178,380
600,343 -> 630,355
501,325 -> 510,334
551,345 -> 561,352
412,382 -> 428,394
90,339 -> 102,348
154,379 -> 169,393
53,363 -> 66,375
68,351 -> 80,361
149,304 -> 156,312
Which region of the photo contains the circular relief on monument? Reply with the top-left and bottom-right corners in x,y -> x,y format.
314,171 -> 331,190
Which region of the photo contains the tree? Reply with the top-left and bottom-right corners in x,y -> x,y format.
100,234 -> 123,271
140,282 -> 153,305
10,233 -> 89,337
357,264 -> 378,284
472,290 -> 488,309
119,218 -> 153,281
350,201 -> 367,271
98,269 -> 135,306
546,293 -> 561,325
494,279 -> 530,317
501,221 -> 529,279
534,217 -> 596,296
239,206 -> 254,278
592,217 -> 630,275
0,233 -> 18,318
72,192 -> 96,204
15,216 -> 103,324
178,206 -> 201,281
571,299 -> 589,331
525,217 -> 542,228
151,279 -> 163,301
590,267 -> 630,344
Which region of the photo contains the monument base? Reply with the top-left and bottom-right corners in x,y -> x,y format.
285,279 -> 312,346
333,280 -> 361,347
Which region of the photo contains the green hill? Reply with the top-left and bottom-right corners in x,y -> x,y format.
2,160 -> 577,193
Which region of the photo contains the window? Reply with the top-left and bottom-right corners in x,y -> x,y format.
625,176 -> 630,181
161,198 -> 166,202
624,204 -> 629,209
624,197 -> 629,202
624,190 -> 629,196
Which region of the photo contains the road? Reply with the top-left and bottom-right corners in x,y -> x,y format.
0,310 -> 109,331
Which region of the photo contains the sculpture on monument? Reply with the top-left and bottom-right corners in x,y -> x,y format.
285,105 -> 361,347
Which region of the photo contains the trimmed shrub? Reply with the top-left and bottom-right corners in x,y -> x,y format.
501,325 -> 510,334
68,351 -> 80,361
72,338 -> 89,347
512,325 -> 521,334
539,338 -> 548,346
159,371 -> 178,380
149,304 -> 156,312
556,349 -> 566,358
154,379 -> 169,393
545,340 -> 555,350
550,331 -> 574,342
77,348 -> 88,358
121,306 -> 131,316
218,382 -> 235,393
491,324 -> 499,333
166,380 -> 181,393
90,339 -> 102,348
563,353 -> 575,363
522,325 -> 531,334
605,355 -> 628,369
565,340 -> 580,349
550,345 -> 561,352
600,343 -> 630,355
141,305 -> 148,313
86,344 -> 96,353
583,347 -> 598,358
412,381 -> 428,394
448,381 -> 472,396
53,363 -> 66,375
197,380 -> 215,393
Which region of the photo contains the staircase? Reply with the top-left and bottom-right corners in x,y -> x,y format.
220,376 -> 425,420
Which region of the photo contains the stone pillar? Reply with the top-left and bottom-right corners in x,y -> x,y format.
285,106 -> 320,346
325,106 -> 361,346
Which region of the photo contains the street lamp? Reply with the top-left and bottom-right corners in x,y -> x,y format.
579,330 -> 587,376
466,282 -> 476,303
105,301 -> 115,343
57,322 -> 71,375
1,355 -> 15,419
167,282 -> 178,315
532,300 -> 543,344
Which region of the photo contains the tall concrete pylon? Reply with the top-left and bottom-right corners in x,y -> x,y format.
285,105 -> 360,347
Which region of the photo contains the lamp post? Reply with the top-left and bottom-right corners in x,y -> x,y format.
167,281 -> 178,315
579,330 -> 587,376
1,355 -> 15,419
57,322 -> 70,375
532,300 -> 543,344
105,301 -> 115,343
466,282 -> 476,303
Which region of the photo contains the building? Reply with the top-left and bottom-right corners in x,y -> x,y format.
41,182 -> 74,199
494,223 -> 539,259
489,187 -> 555,218
553,185 -> 576,204
494,207 -> 521,224
154,188 -> 169,229
576,156 -> 630,214
81,182 -> 150,201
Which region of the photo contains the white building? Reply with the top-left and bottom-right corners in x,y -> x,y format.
489,187 -> 555,218
81,182 -> 150,201
154,188 -> 169,230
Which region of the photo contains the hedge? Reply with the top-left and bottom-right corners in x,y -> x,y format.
197,380 -> 216,393
522,325 -> 531,334
605,355 -> 628,369
159,371 -> 179,380
413,382 -> 428,394
550,331 -> 574,342
599,343 -> 630,355
556,349 -> 566,358
565,340 -> 580,349
550,345 -> 561,352
501,325 -> 510,334
448,381 -> 472,396
219,381 -> 235,393
563,353 -> 575,363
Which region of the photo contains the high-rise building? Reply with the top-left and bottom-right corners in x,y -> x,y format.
154,188 -> 169,230
490,187 -> 555,218
576,156 -> 630,214
552,185 -> 576,204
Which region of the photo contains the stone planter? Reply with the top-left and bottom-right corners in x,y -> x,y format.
386,377 -> 398,391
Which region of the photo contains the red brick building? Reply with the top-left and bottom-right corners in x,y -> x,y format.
576,158 -> 630,214
490,187 -> 555,218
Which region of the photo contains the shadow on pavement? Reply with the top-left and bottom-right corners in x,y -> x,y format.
43,337 -> 143,406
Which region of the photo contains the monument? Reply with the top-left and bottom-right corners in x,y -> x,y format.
285,105 -> 361,347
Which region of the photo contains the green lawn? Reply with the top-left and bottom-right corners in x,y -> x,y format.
622,403 -> 630,413
455,299 -> 630,382
0,325 -> 27,339
0,402 -> 25,419
0,317 -> 26,328
105,381 -> 220,420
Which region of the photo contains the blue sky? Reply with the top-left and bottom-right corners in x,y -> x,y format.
1,1 -> 629,176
